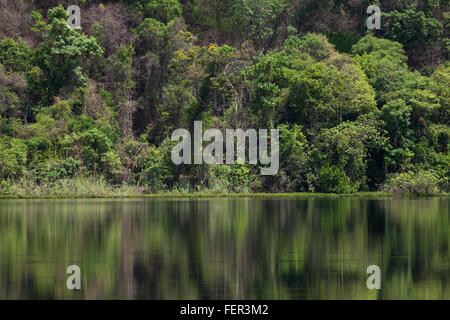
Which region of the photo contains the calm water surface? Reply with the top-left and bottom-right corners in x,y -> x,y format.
0,197 -> 448,299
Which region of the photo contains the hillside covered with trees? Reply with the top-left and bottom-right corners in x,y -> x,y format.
0,0 -> 448,195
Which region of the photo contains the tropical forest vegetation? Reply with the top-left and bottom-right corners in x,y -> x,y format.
0,0 -> 448,195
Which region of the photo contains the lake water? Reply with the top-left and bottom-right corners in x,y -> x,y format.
0,197 -> 448,300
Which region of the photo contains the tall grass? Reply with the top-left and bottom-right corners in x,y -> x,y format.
4,176 -> 144,197
1,176 -> 445,199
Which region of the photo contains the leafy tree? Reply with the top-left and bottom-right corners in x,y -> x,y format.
132,0 -> 182,23
168,42 -> 252,128
352,35 -> 433,107
0,65 -> 27,120
318,164 -> 356,194
230,0 -> 295,50
327,31 -> 359,53
276,124 -> 308,191
351,34 -> 407,63
189,0 -> 233,33
314,116 -> 388,190
133,17 -> 189,116
409,89 -> 441,138
78,128 -> 114,172
0,38 -> 32,74
31,6 -> 102,102
430,63 -> 450,124
135,18 -> 169,53
0,137 -> 28,179
382,6 -> 443,47
106,44 -> 136,139
246,35 -> 376,131
120,138 -> 175,190
382,170 -> 441,195
380,99 -> 412,148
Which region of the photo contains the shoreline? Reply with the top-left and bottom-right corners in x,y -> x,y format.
0,192 -> 447,200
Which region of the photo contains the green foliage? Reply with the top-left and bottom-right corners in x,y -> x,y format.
430,64 -> 450,124
121,138 -> 173,191
352,34 -> 407,62
380,99 -> 412,148
100,150 -> 123,183
167,42 -> 251,129
285,34 -> 332,61
352,34 -> 435,109
0,137 -> 28,179
60,127 -> 122,182
136,146 -> 166,184
159,83 -> 196,133
0,38 -> 32,74
246,35 -> 376,129
429,124 -> 449,154
0,117 -> 19,136
69,115 -> 119,144
0,4 -> 448,196
31,6 -> 102,102
318,164 -> 356,194
315,115 -> 388,190
132,0 -> 182,23
276,124 -> 308,191
327,31 -> 359,53
230,0 -> 295,49
106,44 -> 135,138
382,170 -> 441,195
33,157 -> 80,184
190,0 -> 233,33
135,18 -> 169,52
0,65 -> 27,119
382,7 -> 443,47
25,136 -> 52,165
208,164 -> 259,193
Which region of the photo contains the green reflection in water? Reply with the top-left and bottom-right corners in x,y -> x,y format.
0,197 -> 448,300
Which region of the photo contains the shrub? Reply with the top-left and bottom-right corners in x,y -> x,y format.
0,180 -> 11,195
318,164 -> 356,194
33,157 -> 80,184
100,150 -> 123,183
25,136 -> 52,165
133,0 -> 182,23
66,127 -> 123,182
381,170 -> 441,195
0,38 -> 32,74
122,139 -> 173,192
327,31 -> 359,53
284,34 -> 331,61
0,137 -> 27,179
207,164 -> 261,193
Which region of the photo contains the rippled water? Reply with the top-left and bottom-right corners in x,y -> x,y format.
0,197 -> 448,299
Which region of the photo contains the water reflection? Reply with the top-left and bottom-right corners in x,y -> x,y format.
0,197 -> 448,299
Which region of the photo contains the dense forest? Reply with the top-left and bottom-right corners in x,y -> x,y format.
0,0 -> 448,195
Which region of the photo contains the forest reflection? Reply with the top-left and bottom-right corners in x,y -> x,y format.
0,197 -> 448,299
